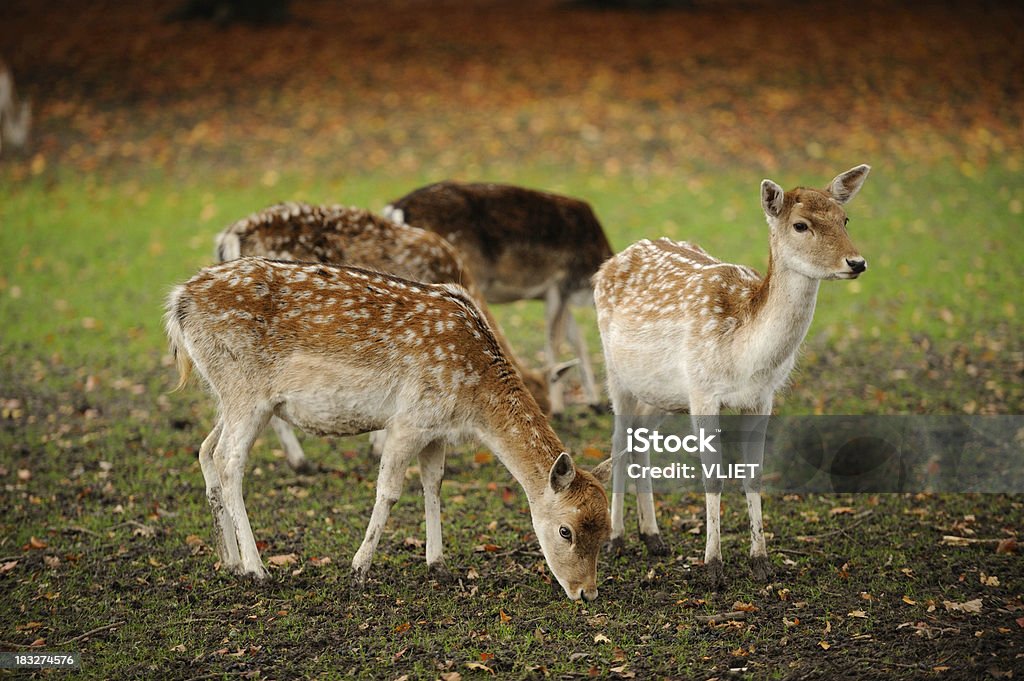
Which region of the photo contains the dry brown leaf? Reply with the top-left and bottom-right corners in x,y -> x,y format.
995,538 -> 1017,554
943,599 -> 982,614
267,553 -> 298,567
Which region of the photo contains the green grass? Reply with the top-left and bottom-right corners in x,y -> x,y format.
1,160 -> 1022,678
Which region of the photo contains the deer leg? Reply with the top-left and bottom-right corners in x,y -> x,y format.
352,425 -> 422,585
634,403 -> 668,555
198,419 -> 238,568
742,399 -> 772,581
565,311 -> 600,407
417,440 -> 450,579
544,286 -> 571,414
216,408 -> 272,579
607,382 -> 638,555
270,416 -> 314,473
691,396 -> 724,590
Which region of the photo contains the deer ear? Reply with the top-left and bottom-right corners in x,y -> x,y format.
827,164 -> 871,204
761,179 -> 785,218
590,457 -> 613,485
549,452 -> 576,493
548,358 -> 579,385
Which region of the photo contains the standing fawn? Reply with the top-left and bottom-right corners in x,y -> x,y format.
593,165 -> 871,589
216,202 -> 555,472
166,257 -> 612,600
386,181 -> 614,414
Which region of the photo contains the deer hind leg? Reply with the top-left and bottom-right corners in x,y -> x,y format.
352,424 -> 423,585
691,393 -> 724,590
565,310 -> 600,407
198,418 -> 239,569
634,402 -> 669,556
544,286 -> 571,414
742,399 -> 773,581
269,416 -> 314,473
417,440 -> 449,578
607,381 -> 635,555
216,407 -> 272,579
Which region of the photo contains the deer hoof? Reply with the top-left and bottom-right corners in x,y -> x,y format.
705,557 -> 726,591
290,459 -> 318,475
750,555 -> 774,582
427,561 -> 455,584
640,532 -> 669,556
351,567 -> 369,590
606,536 -> 627,556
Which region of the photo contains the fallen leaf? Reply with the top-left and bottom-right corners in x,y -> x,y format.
440,672 -> 462,681
474,451 -> 493,464
1,560 -> 18,573
995,538 -> 1017,554
267,553 -> 298,567
464,662 -> 493,674
830,506 -> 856,515
980,573 -> 999,587
25,536 -> 47,550
902,595 -> 917,605
731,601 -> 759,612
818,640 -> 830,650
499,609 -> 512,623
848,610 -> 868,618
594,633 -> 611,644
394,622 -> 411,633
943,598 -> 983,614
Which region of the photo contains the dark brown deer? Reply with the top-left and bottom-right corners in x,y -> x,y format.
386,182 -> 614,414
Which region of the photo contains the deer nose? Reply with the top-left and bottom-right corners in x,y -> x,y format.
580,587 -> 598,602
846,258 -> 867,274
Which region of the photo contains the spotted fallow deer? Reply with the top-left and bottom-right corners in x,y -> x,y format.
385,181 -> 614,414
216,202 -> 554,472
594,165 -> 871,589
166,257 -> 612,600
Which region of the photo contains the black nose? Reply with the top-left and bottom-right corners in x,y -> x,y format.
847,258 -> 867,274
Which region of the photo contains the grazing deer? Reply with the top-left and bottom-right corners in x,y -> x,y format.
166,257 -> 612,600
386,181 -> 614,414
0,59 -> 31,154
216,202 -> 556,472
593,165 -> 871,589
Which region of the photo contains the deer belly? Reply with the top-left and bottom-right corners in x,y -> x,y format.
275,391 -> 386,437
608,343 -> 693,411
273,354 -> 396,436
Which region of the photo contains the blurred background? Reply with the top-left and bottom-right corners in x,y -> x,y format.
1,0 -> 1021,414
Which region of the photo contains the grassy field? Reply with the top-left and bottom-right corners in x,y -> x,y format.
2,0 -> 1023,679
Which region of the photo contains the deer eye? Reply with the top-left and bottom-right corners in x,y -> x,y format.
558,526 -> 573,542
844,217 -> 850,226
793,222 -> 809,232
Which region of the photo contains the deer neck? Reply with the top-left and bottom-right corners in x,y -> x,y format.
744,252 -> 821,368
473,381 -> 561,503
